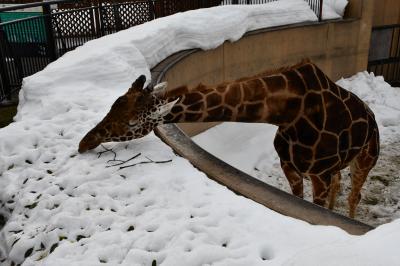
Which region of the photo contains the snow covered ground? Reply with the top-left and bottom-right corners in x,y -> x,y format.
1,1 -> 400,265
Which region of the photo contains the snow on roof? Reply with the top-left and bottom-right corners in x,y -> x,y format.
1,1 -> 399,265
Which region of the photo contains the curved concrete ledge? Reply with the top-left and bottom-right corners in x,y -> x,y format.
150,16 -> 375,235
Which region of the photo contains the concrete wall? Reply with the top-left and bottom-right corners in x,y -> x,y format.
372,0 -> 400,26
160,0 -> 374,135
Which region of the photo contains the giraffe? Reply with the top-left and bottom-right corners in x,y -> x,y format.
78,59 -> 380,218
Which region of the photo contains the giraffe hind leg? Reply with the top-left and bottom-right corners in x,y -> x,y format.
281,161 -> 304,198
348,154 -> 378,218
348,160 -> 370,218
328,172 -> 341,210
348,130 -> 379,218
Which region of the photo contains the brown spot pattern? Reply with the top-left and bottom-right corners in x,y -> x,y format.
263,75 -> 286,94
225,84 -> 242,106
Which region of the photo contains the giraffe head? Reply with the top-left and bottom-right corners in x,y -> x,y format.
78,75 -> 177,153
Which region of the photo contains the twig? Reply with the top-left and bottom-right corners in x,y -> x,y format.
144,156 -> 153,162
107,159 -> 125,163
97,145 -> 117,161
106,153 -> 142,168
98,145 -> 172,170
119,158 -> 173,170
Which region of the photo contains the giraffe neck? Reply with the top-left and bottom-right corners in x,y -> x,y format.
160,67 -> 313,127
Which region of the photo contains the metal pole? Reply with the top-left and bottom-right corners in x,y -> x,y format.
43,3 -> 57,61
94,1 -> 103,37
148,0 -> 155,20
319,0 -> 323,22
113,4 -> 122,32
0,22 -> 11,101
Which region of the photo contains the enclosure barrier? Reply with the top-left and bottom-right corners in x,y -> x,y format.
0,0 -> 324,104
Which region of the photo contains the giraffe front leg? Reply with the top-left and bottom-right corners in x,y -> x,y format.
281,161 -> 304,198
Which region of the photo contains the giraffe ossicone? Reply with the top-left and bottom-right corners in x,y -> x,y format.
152,81 -> 168,96
78,59 -> 379,218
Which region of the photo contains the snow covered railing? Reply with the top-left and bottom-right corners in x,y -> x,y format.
222,0 -> 324,21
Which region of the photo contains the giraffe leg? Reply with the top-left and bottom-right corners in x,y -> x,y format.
348,160 -> 370,218
348,130 -> 379,218
328,171 -> 341,210
281,161 -> 304,198
309,173 -> 332,207
348,154 -> 378,217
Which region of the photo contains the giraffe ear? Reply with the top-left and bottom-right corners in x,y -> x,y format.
151,81 -> 168,98
128,75 -> 146,93
157,98 -> 179,116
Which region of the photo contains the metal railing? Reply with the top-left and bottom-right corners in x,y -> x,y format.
221,0 -> 323,21
368,24 -> 400,86
0,0 -> 324,104
0,0 -> 155,103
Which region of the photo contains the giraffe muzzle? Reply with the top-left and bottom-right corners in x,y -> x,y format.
78,133 -> 102,153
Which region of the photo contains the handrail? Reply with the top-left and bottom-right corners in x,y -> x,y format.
0,14 -> 48,27
0,0 -> 76,12
0,0 -> 324,20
